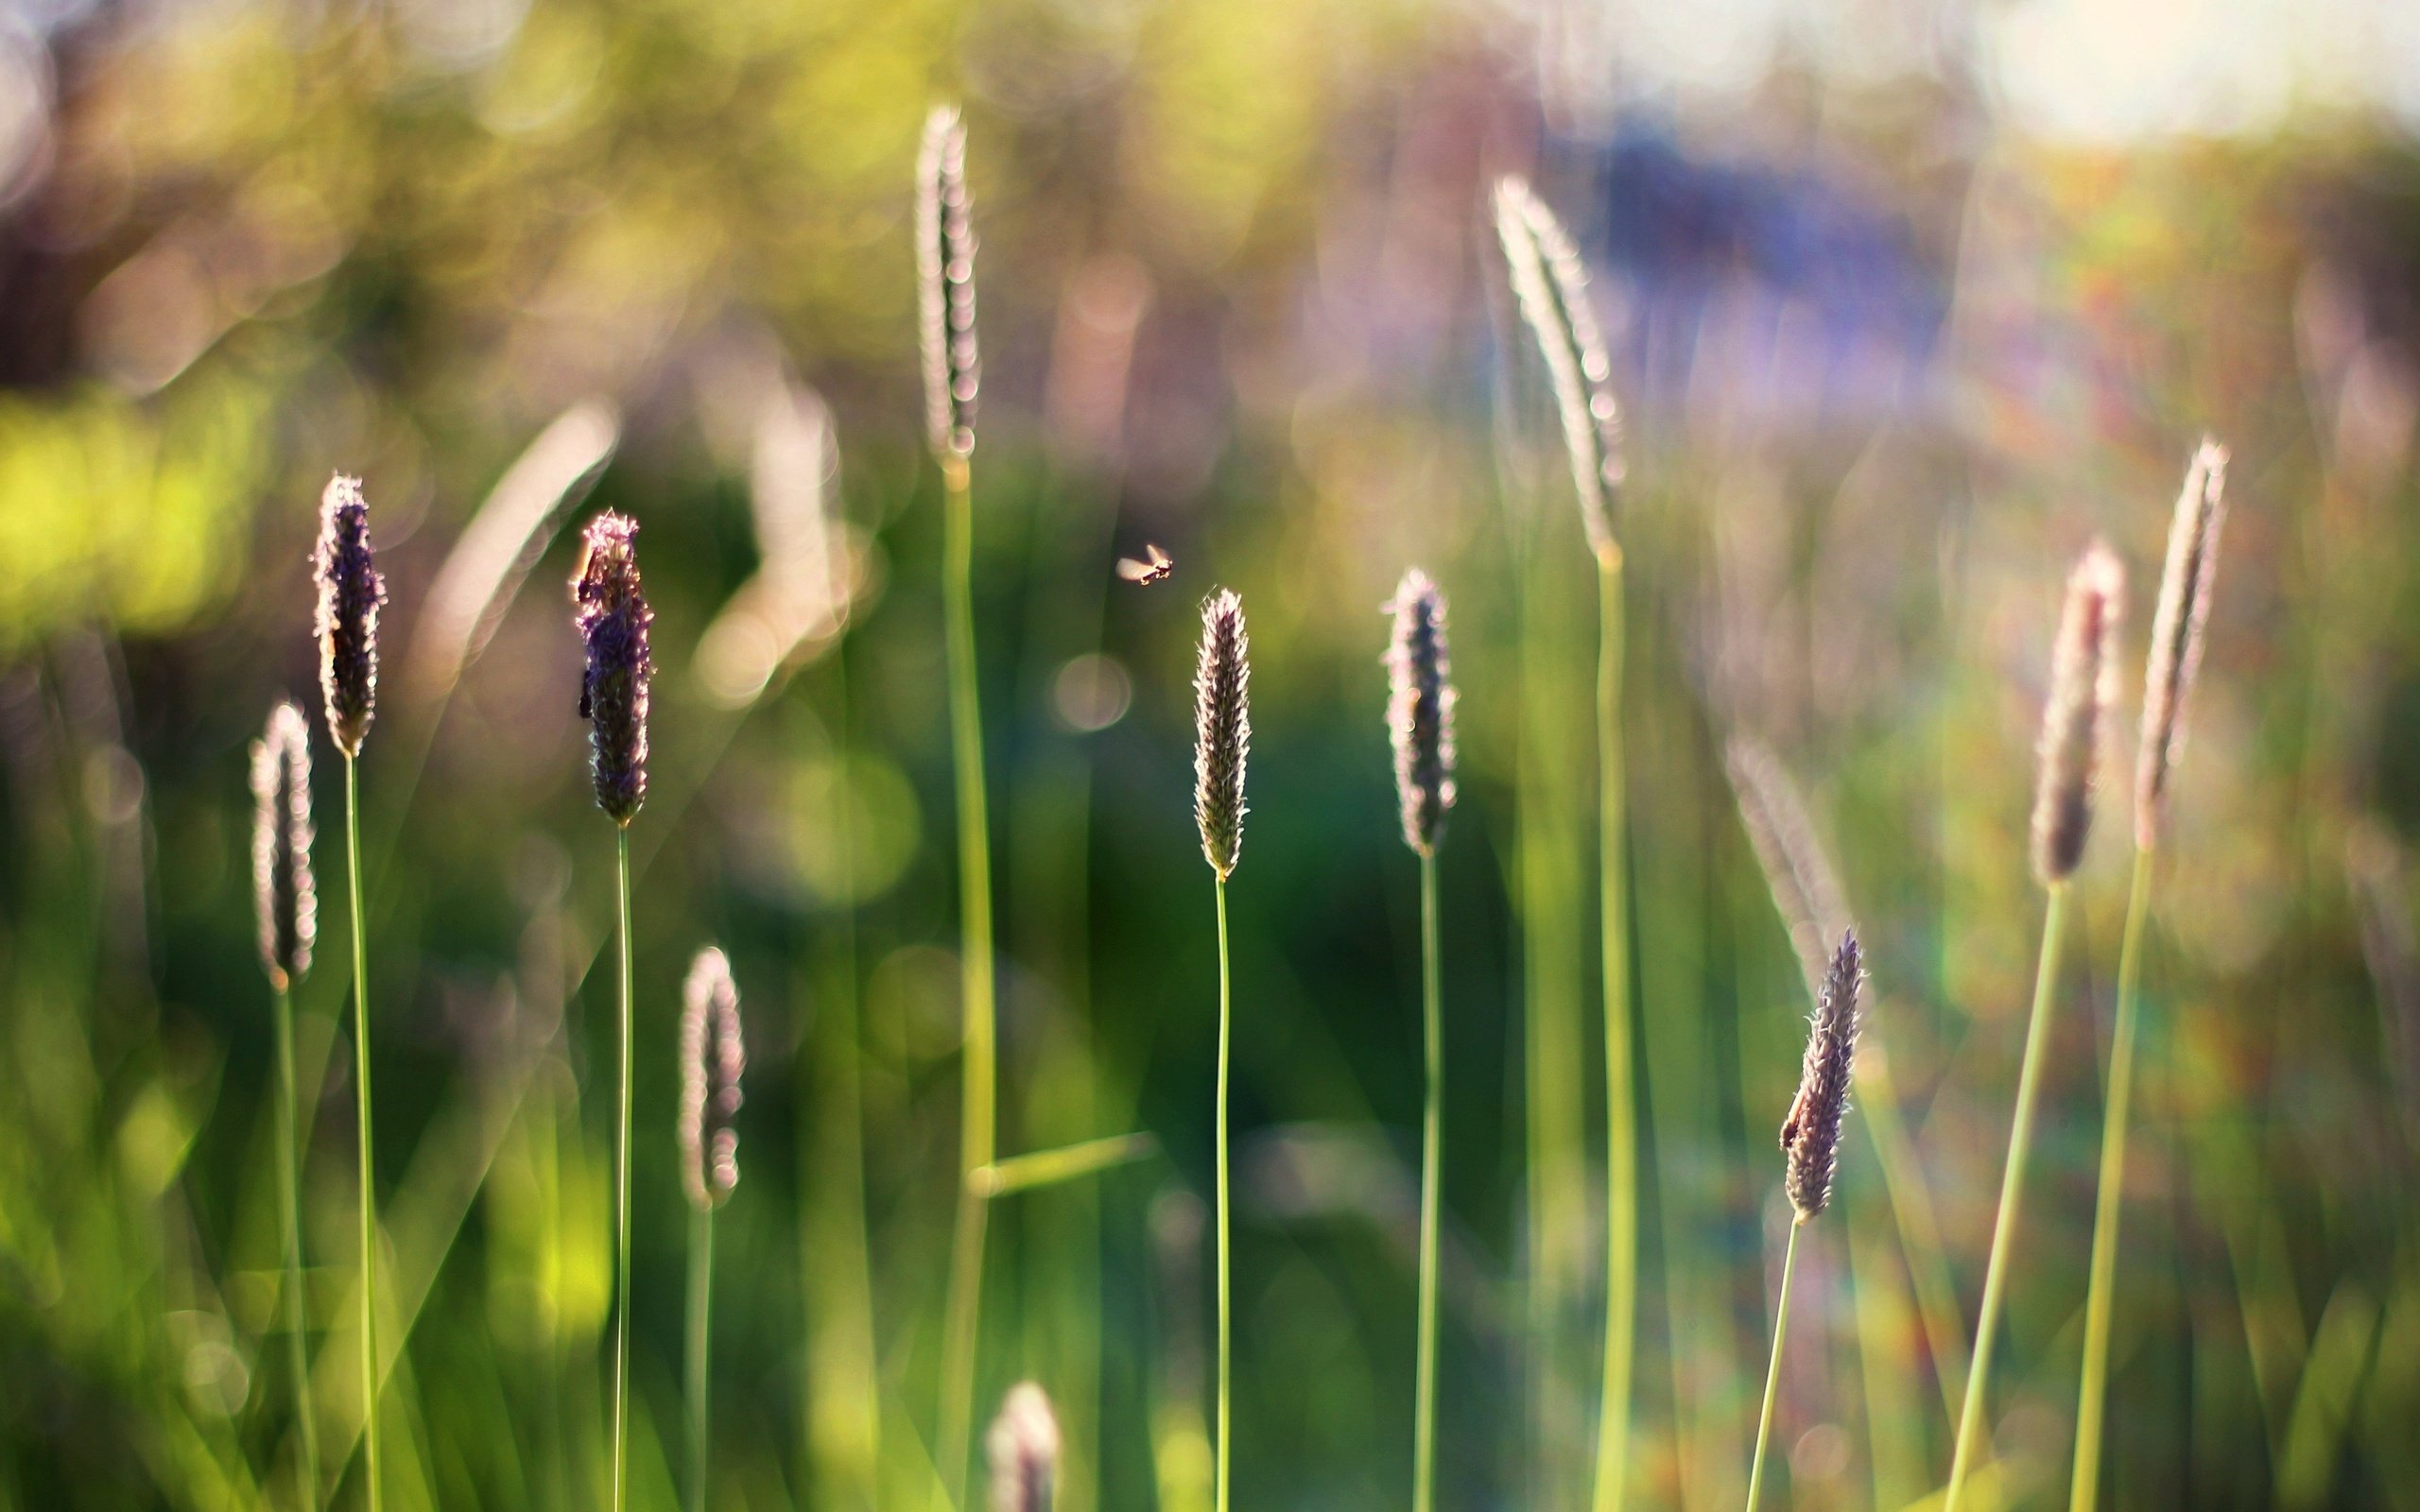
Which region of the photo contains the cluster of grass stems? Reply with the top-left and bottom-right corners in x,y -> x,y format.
229,120 -> 2234,1512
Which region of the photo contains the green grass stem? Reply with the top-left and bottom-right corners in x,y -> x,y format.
687,1203 -> 716,1512
1744,1216 -> 1806,1512
1414,851 -> 1443,1512
272,981 -> 320,1508
611,827 -> 633,1512
344,755 -> 382,1512
1590,550 -> 1635,1512
2070,848 -> 2155,1511
1214,874 -> 1235,1512
937,451 -> 998,1508
1943,883 -> 2072,1511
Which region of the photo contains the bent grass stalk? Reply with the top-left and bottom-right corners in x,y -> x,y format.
2070,851 -> 2152,1511
1942,885 -> 2072,1510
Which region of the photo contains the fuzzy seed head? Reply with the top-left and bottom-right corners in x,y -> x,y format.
919,104 -> 980,459
572,511 -> 653,826
1384,570 -> 1457,855
1781,930 -> 1863,1220
986,1383 -> 1060,1512
314,473 -> 388,758
1724,737 -> 1852,1008
2135,438 -> 2228,851
2031,542 -> 2125,885
1494,176 -> 1623,560
251,701 -> 317,991
1193,589 -> 1251,880
679,947 -> 745,1211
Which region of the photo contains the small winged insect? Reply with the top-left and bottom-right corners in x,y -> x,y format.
1116,543 -> 1175,586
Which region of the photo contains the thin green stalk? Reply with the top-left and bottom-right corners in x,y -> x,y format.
1414,852 -> 1443,1512
2071,849 -> 2155,1511
272,982 -> 320,1508
1943,884 -> 2072,1511
1744,1218 -> 1806,1512
1590,551 -> 1635,1512
937,452 -> 998,1507
687,1204 -> 716,1512
1213,875 -> 1235,1512
344,755 -> 382,1512
612,828 -> 633,1512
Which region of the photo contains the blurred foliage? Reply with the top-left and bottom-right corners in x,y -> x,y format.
8,0 -> 2420,1509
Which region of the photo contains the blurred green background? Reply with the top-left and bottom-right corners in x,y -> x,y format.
7,0 -> 2420,1507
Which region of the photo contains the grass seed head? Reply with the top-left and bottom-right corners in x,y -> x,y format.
1193,589 -> 1251,879
1494,176 -> 1623,561
2031,541 -> 2125,885
679,946 -> 745,1211
250,701 -> 317,991
1384,569 -> 1457,855
314,473 -> 388,758
572,511 -> 654,827
1724,736 -> 1853,1006
2135,438 -> 2229,850
1782,930 -> 1863,1220
919,104 -> 980,460
986,1383 -> 1060,1512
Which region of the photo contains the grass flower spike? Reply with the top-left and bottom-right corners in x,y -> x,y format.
1494,176 -> 1622,563
920,104 -> 980,460
2135,438 -> 2229,851
312,471 -> 387,1510
922,100 -> 1002,1506
2031,541 -> 2125,884
251,702 -> 318,993
315,474 -> 387,759
1194,587 -> 1251,1512
987,1383 -> 1061,1512
1386,569 -> 1455,1512
2073,438 -> 2232,1512
681,948 -> 745,1512
573,509 -> 651,1512
1194,590 -> 1251,880
1748,931 -> 1864,1511
1946,541 -> 2126,1512
1385,570 -> 1457,856
573,511 -> 654,827
251,700 -> 320,1505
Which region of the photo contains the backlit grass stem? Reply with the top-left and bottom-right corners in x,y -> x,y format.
1743,1218 -> 1804,1512
1213,875 -> 1235,1512
272,981 -> 320,1508
686,1203 -> 716,1512
1942,885 -> 2072,1509
343,756 -> 381,1512
1413,850 -> 1443,1512
612,829 -> 634,1512
1591,549 -> 1635,1512
2069,850 -> 2152,1510
936,447 -> 999,1508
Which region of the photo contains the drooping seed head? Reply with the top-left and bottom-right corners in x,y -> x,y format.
679,946 -> 745,1211
1384,569 -> 1457,855
2135,438 -> 2229,851
919,104 -> 980,460
986,1382 -> 1060,1512
572,511 -> 653,827
251,701 -> 317,991
314,473 -> 388,758
1494,176 -> 1623,562
2031,541 -> 2125,885
1193,589 -> 1251,880
1724,736 -> 1853,1008
1781,930 -> 1863,1220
